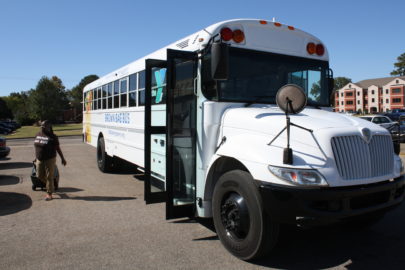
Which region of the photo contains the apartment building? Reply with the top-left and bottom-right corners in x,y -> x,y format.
335,76 -> 405,113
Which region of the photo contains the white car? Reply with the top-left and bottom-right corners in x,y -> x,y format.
360,115 -> 396,129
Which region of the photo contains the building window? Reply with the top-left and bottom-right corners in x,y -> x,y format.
386,89 -> 389,94
349,84 -> 351,88
365,100 -> 368,105
346,101 -> 353,105
392,88 -> 401,94
372,98 -> 375,102
386,99 -> 389,103
357,100 -> 360,104
346,92 -> 353,97
341,101 -> 344,105
371,90 -> 375,95
341,92 -> 344,97
396,80 -> 399,84
393,98 -> 402,103
357,91 -> 360,96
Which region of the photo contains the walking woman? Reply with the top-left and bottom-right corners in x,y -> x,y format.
34,120 -> 67,201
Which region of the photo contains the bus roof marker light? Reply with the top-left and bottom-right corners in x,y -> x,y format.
274,22 -> 282,27
232,30 -> 245,43
316,44 -> 325,56
220,27 -> 233,41
306,42 -> 316,55
259,20 -> 267,25
288,26 -> 295,30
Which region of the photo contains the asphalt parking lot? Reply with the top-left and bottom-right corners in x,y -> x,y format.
1,136 -> 405,269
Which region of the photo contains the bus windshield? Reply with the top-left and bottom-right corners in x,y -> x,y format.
203,48 -> 330,106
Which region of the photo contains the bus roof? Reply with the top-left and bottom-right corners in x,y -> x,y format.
84,19 -> 328,92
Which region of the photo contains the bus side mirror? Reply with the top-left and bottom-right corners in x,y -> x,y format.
211,42 -> 229,80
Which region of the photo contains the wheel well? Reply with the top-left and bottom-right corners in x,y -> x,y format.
204,156 -> 250,202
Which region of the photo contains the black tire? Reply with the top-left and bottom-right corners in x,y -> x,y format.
97,137 -> 113,173
212,170 -> 279,260
32,185 -> 36,191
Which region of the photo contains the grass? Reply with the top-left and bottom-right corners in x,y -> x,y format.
5,123 -> 82,139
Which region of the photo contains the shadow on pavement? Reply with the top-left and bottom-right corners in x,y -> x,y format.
56,187 -> 83,193
251,219 -> 405,269
0,192 -> 32,216
0,175 -> 21,186
70,196 -> 136,201
0,162 -> 33,170
56,193 -> 136,202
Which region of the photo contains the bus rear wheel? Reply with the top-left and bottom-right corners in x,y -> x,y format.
212,170 -> 279,260
97,137 -> 113,172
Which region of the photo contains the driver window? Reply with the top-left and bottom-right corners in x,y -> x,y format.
288,70 -> 322,102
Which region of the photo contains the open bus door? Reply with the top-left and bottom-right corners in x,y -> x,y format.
145,50 -> 197,219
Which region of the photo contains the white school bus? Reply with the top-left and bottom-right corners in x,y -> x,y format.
83,19 -> 405,260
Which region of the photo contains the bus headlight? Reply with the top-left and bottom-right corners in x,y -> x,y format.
268,166 -> 328,186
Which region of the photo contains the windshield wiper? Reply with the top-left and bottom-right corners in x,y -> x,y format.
245,95 -> 273,107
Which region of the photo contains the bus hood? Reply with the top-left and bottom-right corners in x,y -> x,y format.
217,104 -> 399,187
221,105 -> 387,134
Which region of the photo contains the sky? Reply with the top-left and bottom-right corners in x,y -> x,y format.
0,0 -> 404,97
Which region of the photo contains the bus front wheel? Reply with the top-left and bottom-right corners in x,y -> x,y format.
97,137 -> 113,173
212,170 -> 279,261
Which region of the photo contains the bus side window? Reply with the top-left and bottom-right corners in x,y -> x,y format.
138,70 -> 145,106
93,88 -> 97,110
120,78 -> 128,107
107,82 -> 113,109
129,73 -> 137,107
113,80 -> 119,108
98,87 -> 102,110
102,85 -> 107,109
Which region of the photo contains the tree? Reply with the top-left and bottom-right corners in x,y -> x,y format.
30,76 -> 69,121
334,77 -> 352,90
51,76 -> 65,91
0,97 -> 12,119
3,91 -> 34,125
69,74 -> 99,107
391,53 -> 405,76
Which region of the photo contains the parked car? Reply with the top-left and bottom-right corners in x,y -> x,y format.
389,115 -> 405,143
359,115 -> 396,129
0,137 -> 10,158
0,123 -> 13,133
385,109 -> 405,121
0,126 -> 11,135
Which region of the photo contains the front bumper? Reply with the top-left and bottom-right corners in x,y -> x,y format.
258,176 -> 405,226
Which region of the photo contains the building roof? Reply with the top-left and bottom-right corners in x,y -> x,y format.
355,76 -> 405,88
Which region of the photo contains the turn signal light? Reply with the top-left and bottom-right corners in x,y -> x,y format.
307,42 -> 325,56
220,27 -> 233,41
220,28 -> 245,43
307,42 -> 316,55
232,29 -> 245,43
316,44 -> 325,56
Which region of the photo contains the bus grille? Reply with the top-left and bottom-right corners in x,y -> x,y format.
331,135 -> 393,180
